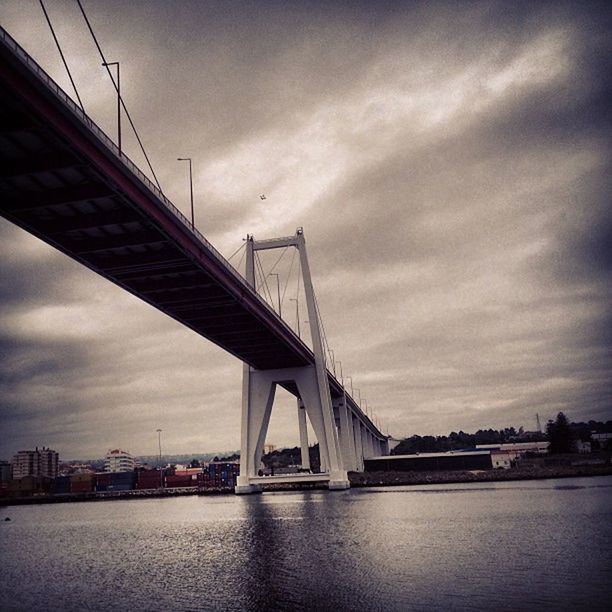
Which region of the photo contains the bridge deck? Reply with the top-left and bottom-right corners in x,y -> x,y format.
0,25 -> 383,437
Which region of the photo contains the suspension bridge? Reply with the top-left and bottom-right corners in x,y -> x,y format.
0,21 -> 390,492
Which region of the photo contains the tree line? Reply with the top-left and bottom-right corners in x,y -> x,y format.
392,415 -> 612,455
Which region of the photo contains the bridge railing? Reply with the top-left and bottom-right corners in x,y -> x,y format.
1,26 -> 386,440
0,26 -> 292,331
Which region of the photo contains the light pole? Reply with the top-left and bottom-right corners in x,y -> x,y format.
102,61 -> 121,154
290,298 -> 300,337
329,350 -> 336,376
346,376 -> 354,397
156,428 -> 163,488
337,360 -> 349,422
336,360 -> 344,386
177,157 -> 194,229
269,273 -> 281,316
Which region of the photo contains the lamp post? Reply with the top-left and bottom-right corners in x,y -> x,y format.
346,376 -> 354,397
336,360 -> 344,386
329,350 -> 336,376
102,61 -> 121,154
290,298 -> 300,337
177,157 -> 194,229
156,428 -> 163,488
269,273 -> 281,316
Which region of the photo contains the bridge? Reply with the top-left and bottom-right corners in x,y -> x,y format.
0,25 -> 389,492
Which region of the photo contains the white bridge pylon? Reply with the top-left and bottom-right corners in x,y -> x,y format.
236,228 -> 367,494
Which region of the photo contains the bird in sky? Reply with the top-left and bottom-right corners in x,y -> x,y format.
259,194 -> 266,200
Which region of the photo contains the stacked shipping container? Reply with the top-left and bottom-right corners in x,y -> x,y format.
95,471 -> 136,491
4,462 -> 242,499
135,469 -> 164,490
199,462 -> 239,488
69,473 -> 95,493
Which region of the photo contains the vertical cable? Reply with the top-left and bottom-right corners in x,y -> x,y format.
39,0 -> 85,112
76,0 -> 163,192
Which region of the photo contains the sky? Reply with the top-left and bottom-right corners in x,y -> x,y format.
0,0 -> 610,460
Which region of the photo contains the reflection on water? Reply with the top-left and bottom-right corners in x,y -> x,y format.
1,477 -> 611,611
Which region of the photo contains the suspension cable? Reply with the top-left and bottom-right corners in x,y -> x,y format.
255,252 -> 275,308
39,0 -> 85,112
268,246 -> 288,274
235,247 -> 247,275
226,241 -> 245,263
281,247 -> 297,305
76,0 -> 163,192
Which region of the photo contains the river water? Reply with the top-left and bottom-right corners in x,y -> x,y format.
1,476 -> 611,611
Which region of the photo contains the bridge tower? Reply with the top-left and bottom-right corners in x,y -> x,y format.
235,228 -> 350,493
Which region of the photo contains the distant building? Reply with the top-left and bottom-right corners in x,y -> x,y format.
575,440 -> 592,454
0,460 -> 12,481
475,441 -> 549,469
491,449 -> 514,469
104,449 -> 135,473
11,447 -> 59,479
591,433 -> 612,450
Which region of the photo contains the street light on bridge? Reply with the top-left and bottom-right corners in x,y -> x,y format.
177,157 -> 195,229
329,349 -> 336,376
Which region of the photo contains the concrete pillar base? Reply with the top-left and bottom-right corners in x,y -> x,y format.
235,483 -> 262,495
328,470 -> 350,490
235,476 -> 262,495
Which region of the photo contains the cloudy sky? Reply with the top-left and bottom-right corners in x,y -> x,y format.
1,0 -> 610,460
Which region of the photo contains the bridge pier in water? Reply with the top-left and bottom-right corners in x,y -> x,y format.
236,230 -> 350,494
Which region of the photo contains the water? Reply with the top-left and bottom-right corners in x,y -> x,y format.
1,476 -> 611,611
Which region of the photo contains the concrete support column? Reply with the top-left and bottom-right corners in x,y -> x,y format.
297,232 -> 347,489
361,426 -> 372,460
236,230 -> 349,493
337,398 -> 357,471
297,399 -> 310,471
237,237 -> 261,494
353,418 -> 364,471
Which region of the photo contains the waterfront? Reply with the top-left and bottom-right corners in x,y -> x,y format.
1,476 -> 611,611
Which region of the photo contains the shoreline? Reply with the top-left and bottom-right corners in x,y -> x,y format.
348,464 -> 612,487
2,464 -> 611,506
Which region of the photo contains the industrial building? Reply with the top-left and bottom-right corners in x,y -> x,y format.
476,442 -> 550,469
364,451 -> 493,472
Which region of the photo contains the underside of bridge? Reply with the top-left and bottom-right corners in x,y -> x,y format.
0,28 -> 311,372
0,26 -> 388,486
